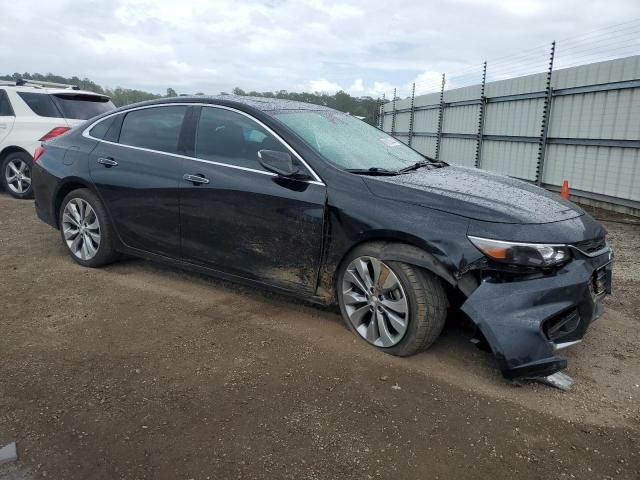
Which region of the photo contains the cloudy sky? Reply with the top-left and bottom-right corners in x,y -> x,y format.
1,0 -> 639,97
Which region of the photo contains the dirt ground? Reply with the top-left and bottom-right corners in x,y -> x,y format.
0,193 -> 639,480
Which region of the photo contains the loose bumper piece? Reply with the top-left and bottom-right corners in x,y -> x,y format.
536,371 -> 574,391
0,442 -> 17,465
461,251 -> 613,380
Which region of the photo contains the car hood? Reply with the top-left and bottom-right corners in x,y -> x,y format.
364,165 -> 584,224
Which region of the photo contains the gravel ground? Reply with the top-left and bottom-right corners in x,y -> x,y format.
0,193 -> 638,480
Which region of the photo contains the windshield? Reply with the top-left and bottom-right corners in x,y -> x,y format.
271,109 -> 429,171
52,94 -> 116,120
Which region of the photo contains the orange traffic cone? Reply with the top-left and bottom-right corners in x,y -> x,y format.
560,180 -> 570,199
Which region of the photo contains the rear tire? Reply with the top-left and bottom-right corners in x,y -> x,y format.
337,243 -> 448,357
58,188 -> 119,268
1,151 -> 34,199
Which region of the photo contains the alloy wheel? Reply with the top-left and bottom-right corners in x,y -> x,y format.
341,256 -> 409,347
5,159 -> 31,195
62,198 -> 101,260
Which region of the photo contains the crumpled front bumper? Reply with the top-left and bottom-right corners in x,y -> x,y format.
461,248 -> 613,379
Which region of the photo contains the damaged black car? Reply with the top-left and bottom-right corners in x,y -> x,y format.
31,96 -> 613,384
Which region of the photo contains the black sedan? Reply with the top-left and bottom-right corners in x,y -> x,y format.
32,96 -> 613,383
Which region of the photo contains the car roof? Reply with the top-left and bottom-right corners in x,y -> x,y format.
139,95 -> 335,112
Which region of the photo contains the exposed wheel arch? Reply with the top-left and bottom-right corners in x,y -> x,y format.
317,238 -> 462,305
336,239 -> 458,289
373,241 -> 458,286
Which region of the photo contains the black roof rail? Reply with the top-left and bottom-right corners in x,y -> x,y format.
15,79 -> 80,90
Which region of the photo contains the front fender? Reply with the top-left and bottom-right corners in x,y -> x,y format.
375,242 -> 458,287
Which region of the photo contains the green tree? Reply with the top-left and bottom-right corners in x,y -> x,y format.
228,86 -> 384,124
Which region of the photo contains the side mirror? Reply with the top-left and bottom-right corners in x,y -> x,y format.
257,149 -> 310,179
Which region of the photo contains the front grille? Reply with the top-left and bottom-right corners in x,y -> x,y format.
573,237 -> 606,255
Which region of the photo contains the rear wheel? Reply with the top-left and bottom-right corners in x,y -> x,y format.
1,152 -> 33,199
59,189 -> 119,267
337,244 -> 448,356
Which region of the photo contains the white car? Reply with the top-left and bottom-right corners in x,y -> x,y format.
0,79 -> 115,198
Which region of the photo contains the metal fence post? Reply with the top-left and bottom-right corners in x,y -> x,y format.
377,93 -> 385,129
408,82 -> 416,147
474,61 -> 487,168
536,41 -> 556,185
391,88 -> 397,137
435,73 -> 446,160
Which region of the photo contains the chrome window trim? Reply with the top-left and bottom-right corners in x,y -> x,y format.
81,102 -> 325,186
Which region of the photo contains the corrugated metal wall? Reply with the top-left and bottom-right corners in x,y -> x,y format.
381,55 -> 640,210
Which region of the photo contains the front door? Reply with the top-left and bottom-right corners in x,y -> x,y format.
179,106 -> 326,294
89,105 -> 187,258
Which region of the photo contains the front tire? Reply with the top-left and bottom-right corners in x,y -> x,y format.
337,244 -> 448,357
1,151 -> 34,199
58,188 -> 119,267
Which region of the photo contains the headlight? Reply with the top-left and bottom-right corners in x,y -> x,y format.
468,236 -> 570,267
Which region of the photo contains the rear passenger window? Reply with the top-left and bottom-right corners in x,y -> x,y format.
195,107 -> 284,171
17,92 -> 60,117
0,90 -> 14,116
119,106 -> 187,154
90,115 -> 118,141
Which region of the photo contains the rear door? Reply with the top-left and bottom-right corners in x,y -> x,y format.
88,105 -> 187,258
179,105 -> 326,294
0,89 -> 15,145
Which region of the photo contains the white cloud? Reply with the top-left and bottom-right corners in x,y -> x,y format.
306,78 -> 400,99
308,78 -> 343,93
0,0 -> 638,96
413,71 -> 444,95
366,81 -> 397,99
326,4 -> 364,18
302,0 -> 363,18
349,79 -> 365,93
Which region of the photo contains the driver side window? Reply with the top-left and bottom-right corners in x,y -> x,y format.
195,107 -> 285,172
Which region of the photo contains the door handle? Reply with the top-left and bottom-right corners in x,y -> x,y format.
97,157 -> 118,167
183,174 -> 210,185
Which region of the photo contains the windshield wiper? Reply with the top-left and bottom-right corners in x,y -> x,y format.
397,159 -> 446,173
345,167 -> 399,176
